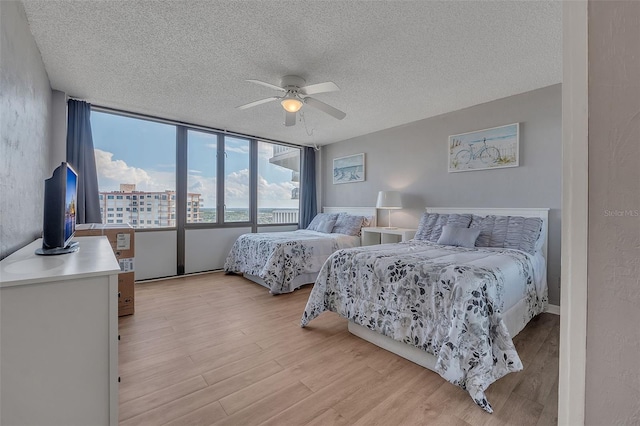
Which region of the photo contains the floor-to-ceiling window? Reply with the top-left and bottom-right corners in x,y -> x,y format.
91,108 -> 302,276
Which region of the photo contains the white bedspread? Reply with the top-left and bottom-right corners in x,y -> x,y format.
224,230 -> 361,294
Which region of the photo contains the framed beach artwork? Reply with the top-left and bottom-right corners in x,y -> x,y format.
333,153 -> 365,184
448,123 -> 520,172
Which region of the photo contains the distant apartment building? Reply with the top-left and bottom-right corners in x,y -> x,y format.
99,184 -> 202,228
269,144 -> 300,201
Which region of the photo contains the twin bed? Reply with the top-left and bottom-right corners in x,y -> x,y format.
225,206 -> 549,413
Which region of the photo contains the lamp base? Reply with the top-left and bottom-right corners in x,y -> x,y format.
382,226 -> 398,230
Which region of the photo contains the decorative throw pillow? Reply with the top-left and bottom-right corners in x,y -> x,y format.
414,213 -> 473,242
306,213 -> 339,231
475,215 -> 543,254
316,219 -> 336,234
362,216 -> 375,228
469,214 -> 485,229
437,225 -> 481,248
332,213 -> 366,236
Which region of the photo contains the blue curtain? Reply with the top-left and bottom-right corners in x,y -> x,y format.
66,100 -> 101,224
299,146 -> 317,228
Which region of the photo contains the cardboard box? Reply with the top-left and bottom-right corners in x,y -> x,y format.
76,223 -> 135,316
76,223 -> 135,259
118,272 -> 135,316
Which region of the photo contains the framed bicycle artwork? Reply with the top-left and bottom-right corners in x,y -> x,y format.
448,123 -> 519,172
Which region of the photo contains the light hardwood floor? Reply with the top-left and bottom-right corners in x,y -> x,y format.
119,272 -> 559,426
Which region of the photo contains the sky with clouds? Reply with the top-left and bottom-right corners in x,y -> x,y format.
91,111 -> 299,209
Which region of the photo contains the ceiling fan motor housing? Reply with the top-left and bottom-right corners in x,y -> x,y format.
280,75 -> 306,94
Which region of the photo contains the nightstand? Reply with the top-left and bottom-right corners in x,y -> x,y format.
361,227 -> 417,246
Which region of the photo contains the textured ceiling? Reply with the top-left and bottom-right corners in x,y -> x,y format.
21,0 -> 561,146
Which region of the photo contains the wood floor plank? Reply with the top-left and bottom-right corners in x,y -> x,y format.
512,317 -> 560,404
332,358 -> 427,421
119,363 -> 204,403
213,381 -> 313,426
120,351 -> 193,382
119,272 -> 560,425
121,363 -> 283,426
162,401 -> 227,426
218,369 -> 303,415
258,366 -> 383,426
483,392 -> 545,426
120,375 -> 208,421
536,378 -> 559,426
303,408 -> 350,426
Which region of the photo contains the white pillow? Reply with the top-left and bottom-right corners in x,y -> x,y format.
437,225 -> 481,248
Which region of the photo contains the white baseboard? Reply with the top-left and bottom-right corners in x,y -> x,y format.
546,304 -> 560,315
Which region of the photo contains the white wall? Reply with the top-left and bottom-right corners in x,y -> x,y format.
134,231 -> 177,280
0,1 -> 52,259
185,227 -> 251,274
585,1 -> 640,424
321,84 -> 562,305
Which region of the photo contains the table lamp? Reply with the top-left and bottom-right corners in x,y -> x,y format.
376,191 -> 402,229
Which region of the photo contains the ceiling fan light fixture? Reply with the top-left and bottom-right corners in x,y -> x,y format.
281,97 -> 303,113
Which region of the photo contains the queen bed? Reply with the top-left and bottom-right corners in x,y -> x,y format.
224,207 -> 376,294
301,207 -> 549,412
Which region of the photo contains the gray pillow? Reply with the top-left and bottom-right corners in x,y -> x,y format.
306,213 -> 338,231
332,213 -> 366,236
469,214 -> 485,229
475,215 -> 543,254
437,225 -> 481,248
316,219 -> 336,234
414,213 -> 473,242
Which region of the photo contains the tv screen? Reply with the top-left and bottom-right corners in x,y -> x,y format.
64,165 -> 77,245
37,162 -> 79,255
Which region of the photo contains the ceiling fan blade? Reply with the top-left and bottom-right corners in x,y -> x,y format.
236,96 -> 280,110
246,79 -> 285,92
304,97 -> 346,120
284,111 -> 296,127
299,81 -> 340,96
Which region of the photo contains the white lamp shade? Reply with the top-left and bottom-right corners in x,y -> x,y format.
376,191 -> 402,209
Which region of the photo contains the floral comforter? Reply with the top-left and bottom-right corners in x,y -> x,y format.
301,241 -> 547,412
224,230 -> 361,294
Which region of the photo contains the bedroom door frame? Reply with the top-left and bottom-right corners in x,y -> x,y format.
559,1 -> 589,424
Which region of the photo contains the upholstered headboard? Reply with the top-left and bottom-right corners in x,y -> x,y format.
425,207 -> 550,261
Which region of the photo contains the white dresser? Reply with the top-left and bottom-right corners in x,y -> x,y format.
0,236 -> 120,426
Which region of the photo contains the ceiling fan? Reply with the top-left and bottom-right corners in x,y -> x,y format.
237,75 -> 346,126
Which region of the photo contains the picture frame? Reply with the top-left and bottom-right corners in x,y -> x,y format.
333,153 -> 365,184
448,123 -> 519,172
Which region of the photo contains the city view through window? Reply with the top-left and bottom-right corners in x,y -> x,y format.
91,111 -> 300,228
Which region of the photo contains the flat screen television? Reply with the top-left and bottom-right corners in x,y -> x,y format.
35,162 -> 80,255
